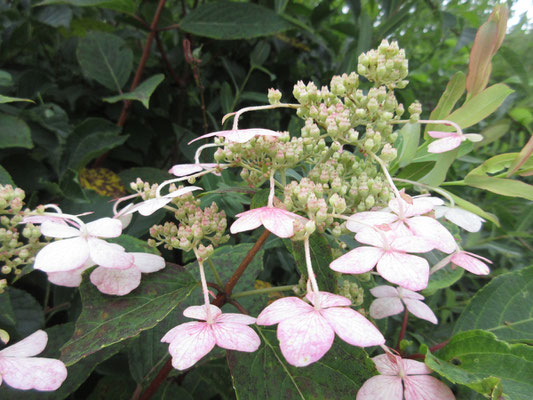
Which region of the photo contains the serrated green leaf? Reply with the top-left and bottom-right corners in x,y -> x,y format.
290,232 -> 337,293
0,114 -> 33,149
228,326 -> 376,399
103,74 -> 164,109
424,265 -> 464,295
60,264 -> 197,365
108,234 -> 159,255
454,266 -> 533,342
180,2 -> 293,40
77,32 -> 133,91
9,287 -> 44,338
429,330 -> 533,400
36,0 -> 137,14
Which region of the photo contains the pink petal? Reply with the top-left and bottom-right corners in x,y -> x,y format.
321,307 -> 385,347
377,252 -> 429,291
391,235 -> 434,253
168,164 -> 204,176
0,330 -> 47,358
85,217 -> 123,238
369,297 -> 404,319
211,322 -> 260,352
188,128 -> 281,144
451,252 -> 490,275
403,358 -> 433,375
329,247 -> 384,274
230,209 -> 263,234
165,322 -> 216,370
397,287 -> 425,301
132,253 -> 165,273
22,215 -> 68,225
165,186 -> 203,199
277,311 -> 335,367
370,285 -> 399,298
404,375 -> 455,400
256,297 -> 313,325
87,238 -> 134,270
127,197 -> 171,217
346,212 -> 398,233
355,228 -> 386,248
427,136 -> 463,153
428,131 -> 458,139
440,206 -> 484,232
407,216 -> 456,254
0,357 -> 67,391
372,354 -> 401,375
261,208 -> 303,238
389,198 -> 434,218
306,291 -> 352,308
215,313 -> 256,325
183,305 -> 222,321
40,221 -> 80,238
47,262 -> 93,287
34,237 -> 89,272
90,266 -> 141,296
356,375 -> 403,400
403,298 -> 438,324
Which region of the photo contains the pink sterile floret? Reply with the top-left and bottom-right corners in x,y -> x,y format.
451,250 -> 491,275
188,128 -> 281,144
427,130 -> 482,154
357,353 -> 455,400
161,305 -> 260,370
256,291 -> 385,367
34,217 -> 133,273
346,197 -> 456,254
230,206 -> 308,238
124,186 -> 202,217
369,285 -> 437,324
0,330 -> 67,391
434,205 -> 485,233
168,163 -> 225,177
330,227 -> 433,291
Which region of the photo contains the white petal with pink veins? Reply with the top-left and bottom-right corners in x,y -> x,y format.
404,375 -> 455,400
372,354 -> 401,375
0,330 -> 47,358
47,262 -> 94,287
428,131 -> 457,139
40,221 -> 80,238
85,217 -> 123,238
391,235 -> 434,253
128,197 -> 171,216
183,305 -> 222,321
370,285 -> 399,298
165,186 -> 203,199
132,252 -> 165,273
211,323 -> 260,352
230,209 -> 263,234
256,297 -> 313,325
355,228 -> 387,248
87,238 -> 133,270
329,247 -> 384,274
168,164 -> 204,176
0,356 -> 67,391
370,297 -> 404,319
451,252 -> 490,275
397,287 -> 425,300
216,313 -> 256,325
261,208 -> 297,238
34,237 -> 89,272
356,375 -> 403,400
321,307 -> 385,347
403,298 -> 438,324
167,322 -> 216,370
402,358 -> 433,375
427,135 -> 463,153
90,266 -> 141,296
389,198 -> 434,218
407,216 -> 456,254
377,252 -> 429,291
346,211 -> 397,232
441,206 -> 484,232
277,311 -> 335,367
306,291 -> 352,308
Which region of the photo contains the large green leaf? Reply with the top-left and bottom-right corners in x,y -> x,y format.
227,326 -> 376,399
60,263 -> 197,365
103,74 -> 165,109
9,287 -> 44,339
0,323 -> 121,400
36,0 -> 137,13
290,233 -> 337,293
427,330 -> 533,400
454,266 -> 533,342
77,32 -> 133,92
0,165 -> 14,185
395,122 -> 419,168
464,175 -> 533,201
180,2 -> 293,40
0,114 -> 33,149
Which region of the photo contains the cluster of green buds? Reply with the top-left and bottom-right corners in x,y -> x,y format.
358,39 -> 409,89
149,197 -> 229,259
130,178 -> 159,200
338,280 -> 365,306
0,185 -> 45,284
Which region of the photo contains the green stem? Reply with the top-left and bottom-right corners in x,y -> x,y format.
229,67 -> 254,116
231,285 -> 295,299
440,180 -> 466,186
207,258 -> 224,289
318,146 -> 336,165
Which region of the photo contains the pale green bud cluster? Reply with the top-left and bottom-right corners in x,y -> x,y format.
268,88 -> 282,105
130,178 -> 159,200
358,39 -> 408,89
338,280 -> 364,306
408,101 -> 422,122
149,200 -> 228,256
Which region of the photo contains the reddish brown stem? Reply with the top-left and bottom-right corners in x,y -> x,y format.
405,340 -> 450,360
397,308 -> 409,352
155,33 -> 184,88
137,229 -> 270,400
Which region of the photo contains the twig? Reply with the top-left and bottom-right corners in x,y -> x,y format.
183,38 -> 209,133
155,32 -> 184,87
397,308 -> 409,352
